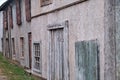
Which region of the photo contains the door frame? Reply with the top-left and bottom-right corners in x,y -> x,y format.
47,20 -> 69,80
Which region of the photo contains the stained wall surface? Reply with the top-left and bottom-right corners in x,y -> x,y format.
31,0 -> 105,79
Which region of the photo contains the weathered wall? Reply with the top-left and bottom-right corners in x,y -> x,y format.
0,12 -> 3,52
31,0 -> 87,17
0,12 -> 3,51
31,0 -> 104,79
10,0 -> 31,68
116,0 -> 120,80
104,0 -> 116,80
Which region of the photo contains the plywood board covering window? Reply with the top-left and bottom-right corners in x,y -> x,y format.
15,0 -> 21,25
8,6 -> 13,28
33,42 -> 41,73
25,0 -> 31,22
20,37 -> 24,57
75,40 -> 100,80
41,0 -> 52,6
3,10 -> 8,30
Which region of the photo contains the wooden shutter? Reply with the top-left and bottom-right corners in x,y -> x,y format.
15,0 -> 21,25
8,6 -> 13,28
3,10 -> 8,30
25,0 -> 31,22
75,40 -> 100,80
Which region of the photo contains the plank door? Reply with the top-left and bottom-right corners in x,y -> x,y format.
75,40 -> 100,80
6,39 -> 9,57
28,33 -> 32,69
12,38 -> 15,55
50,29 -> 65,80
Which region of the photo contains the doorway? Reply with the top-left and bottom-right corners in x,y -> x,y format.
48,21 -> 69,80
28,32 -> 32,69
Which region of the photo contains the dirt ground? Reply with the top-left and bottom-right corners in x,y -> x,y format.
0,69 -> 7,80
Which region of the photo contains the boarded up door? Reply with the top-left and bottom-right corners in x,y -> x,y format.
49,29 -> 65,80
28,33 -> 32,69
6,39 -> 9,57
75,40 -> 100,80
12,38 -> 15,55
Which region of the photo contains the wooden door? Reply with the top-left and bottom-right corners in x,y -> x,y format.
6,39 -> 9,57
28,33 -> 32,69
12,38 -> 15,55
50,29 -> 65,80
75,40 -> 100,80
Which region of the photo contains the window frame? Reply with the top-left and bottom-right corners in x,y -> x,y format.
20,37 -> 24,57
40,0 -> 52,7
33,41 -> 42,73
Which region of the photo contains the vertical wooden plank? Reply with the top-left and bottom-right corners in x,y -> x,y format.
51,30 -> 55,80
54,30 -> 57,80
63,21 -> 69,80
48,31 -> 51,80
57,29 -> 64,80
58,29 -> 64,80
88,40 -> 98,80
75,41 -> 86,80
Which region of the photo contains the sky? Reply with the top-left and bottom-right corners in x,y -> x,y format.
0,0 -> 7,6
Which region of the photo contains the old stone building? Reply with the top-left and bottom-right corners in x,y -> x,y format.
31,0 -> 104,79
0,0 -> 32,69
0,0 -> 120,80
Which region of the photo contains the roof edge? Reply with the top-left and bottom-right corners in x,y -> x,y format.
0,0 -> 12,11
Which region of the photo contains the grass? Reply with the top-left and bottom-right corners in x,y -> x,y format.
0,53 -> 40,80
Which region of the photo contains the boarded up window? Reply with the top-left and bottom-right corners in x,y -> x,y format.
75,40 -> 100,80
15,0 -> 21,25
8,6 -> 13,28
33,42 -> 41,73
3,10 -> 8,30
25,0 -> 31,22
41,0 -> 52,6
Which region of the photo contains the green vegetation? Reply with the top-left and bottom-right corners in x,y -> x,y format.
0,53 -> 39,80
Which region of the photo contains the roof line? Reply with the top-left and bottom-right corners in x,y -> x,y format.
0,0 -> 12,11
